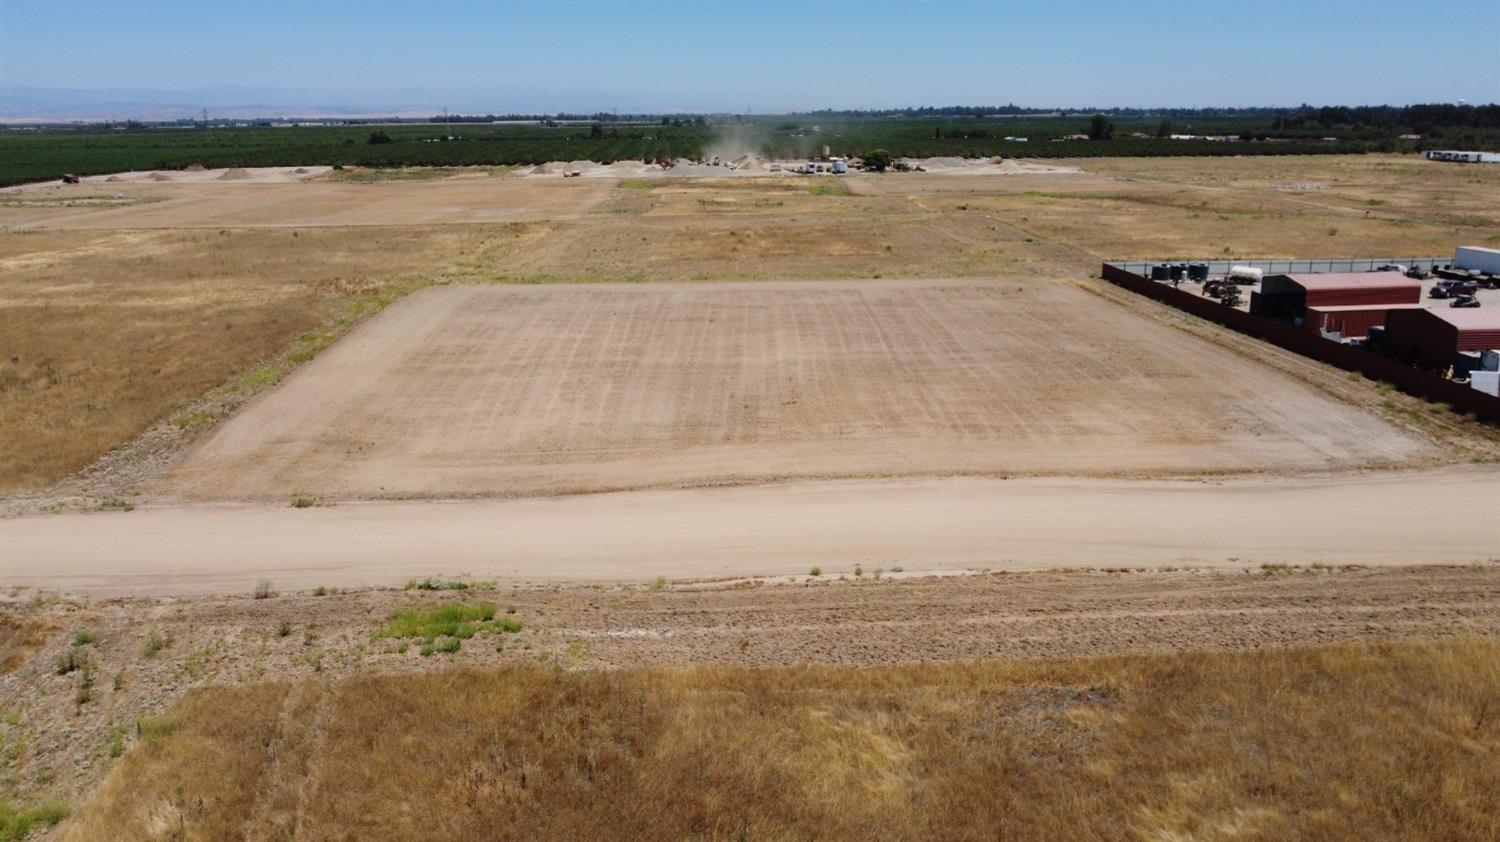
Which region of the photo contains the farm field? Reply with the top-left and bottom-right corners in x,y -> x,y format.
0,114 -> 1441,187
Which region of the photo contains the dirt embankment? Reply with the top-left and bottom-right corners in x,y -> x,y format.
4,564 -> 1498,836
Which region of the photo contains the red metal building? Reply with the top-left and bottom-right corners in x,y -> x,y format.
1304,304 -> 1424,339
1260,273 -> 1422,308
1382,308 -> 1500,369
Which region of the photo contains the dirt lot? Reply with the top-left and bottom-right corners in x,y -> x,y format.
160,278 -> 1429,501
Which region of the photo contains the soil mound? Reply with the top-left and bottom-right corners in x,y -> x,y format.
919,157 -> 970,170
184,163 -> 206,172
105,176 -> 123,182
148,172 -> 173,182
217,168 -> 252,181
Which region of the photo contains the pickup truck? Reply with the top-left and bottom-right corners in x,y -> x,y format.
1430,279 -> 1479,299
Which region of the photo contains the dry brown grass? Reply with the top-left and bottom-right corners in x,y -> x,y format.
1008,154 -> 1500,260
0,225 -> 536,492
4,155 -> 1494,495
61,638 -> 1500,841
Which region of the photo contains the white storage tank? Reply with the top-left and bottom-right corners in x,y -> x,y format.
1228,265 -> 1264,284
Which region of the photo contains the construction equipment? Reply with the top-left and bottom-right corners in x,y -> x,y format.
1221,285 -> 1243,307
1450,295 -> 1481,308
61,174 -> 80,184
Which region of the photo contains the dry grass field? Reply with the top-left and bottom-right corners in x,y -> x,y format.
4,155 -> 1499,841
4,156 -> 1497,497
163,278 -> 1428,501
54,638 -> 1500,841
4,565 -> 1498,840
0,224 -> 550,493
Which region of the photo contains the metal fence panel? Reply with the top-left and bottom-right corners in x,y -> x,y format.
1108,257 -> 1449,277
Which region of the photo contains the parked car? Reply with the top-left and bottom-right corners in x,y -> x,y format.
1430,279 -> 1479,299
1374,264 -> 1407,274
1404,265 -> 1430,280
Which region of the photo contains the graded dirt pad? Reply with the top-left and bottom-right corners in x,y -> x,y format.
163,278 -> 1428,501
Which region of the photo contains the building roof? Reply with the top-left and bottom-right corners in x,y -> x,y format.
1410,308 -> 1500,332
1305,303 -> 1426,313
1278,273 -> 1421,293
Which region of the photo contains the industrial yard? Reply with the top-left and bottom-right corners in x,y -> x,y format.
3,151 -> 1499,840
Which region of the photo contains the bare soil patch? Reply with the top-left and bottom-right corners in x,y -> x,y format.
163,278 -> 1428,501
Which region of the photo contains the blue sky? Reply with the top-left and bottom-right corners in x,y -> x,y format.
2,0 -> 1497,112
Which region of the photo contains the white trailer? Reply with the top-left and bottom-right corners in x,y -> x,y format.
1424,150 -> 1500,164
1454,246 -> 1500,275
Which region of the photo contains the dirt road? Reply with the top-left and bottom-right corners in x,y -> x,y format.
4,471 -> 1496,597
162,280 -> 1427,501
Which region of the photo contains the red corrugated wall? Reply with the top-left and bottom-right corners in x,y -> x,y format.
1305,307 -> 1392,338
1304,286 -> 1421,307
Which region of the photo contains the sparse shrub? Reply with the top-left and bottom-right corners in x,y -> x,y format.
0,799 -> 70,839
112,671 -> 124,691
854,565 -> 864,578
810,567 -> 822,577
136,715 -> 174,743
312,585 -> 328,596
379,602 -> 502,642
651,576 -> 667,591
71,630 -> 97,646
419,644 -> 436,657
407,577 -> 471,591
141,630 -> 170,658
277,620 -> 292,638
291,497 -> 315,509
75,664 -> 94,705
436,637 -> 462,654
55,651 -> 81,675
494,617 -> 523,634
505,604 -> 517,615
253,579 -> 276,600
